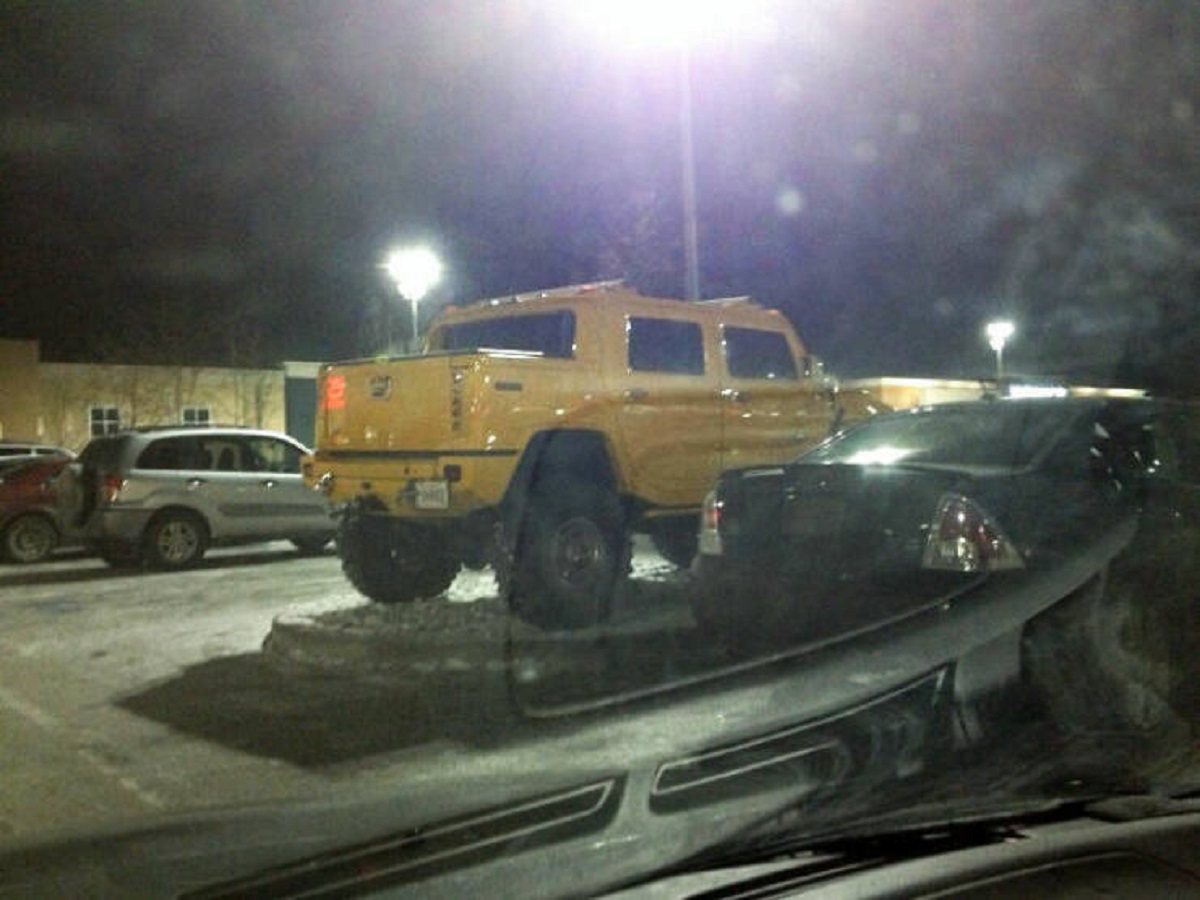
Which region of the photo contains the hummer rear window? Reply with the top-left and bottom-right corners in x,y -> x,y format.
434,311 -> 575,358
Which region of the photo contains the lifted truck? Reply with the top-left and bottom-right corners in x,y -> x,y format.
304,281 -> 881,629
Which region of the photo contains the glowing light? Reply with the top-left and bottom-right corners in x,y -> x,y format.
1007,384 -> 1068,399
846,446 -> 913,466
382,246 -> 442,302
985,320 -> 1015,352
567,0 -> 776,50
984,320 -> 1016,381
776,187 -> 805,216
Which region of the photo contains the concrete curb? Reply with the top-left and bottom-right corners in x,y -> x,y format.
260,558 -> 697,682
261,601 -> 511,679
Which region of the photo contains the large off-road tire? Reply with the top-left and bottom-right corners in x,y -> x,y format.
143,510 -> 209,570
510,479 -> 626,630
2,513 -> 58,563
650,517 -> 699,569
338,505 -> 459,604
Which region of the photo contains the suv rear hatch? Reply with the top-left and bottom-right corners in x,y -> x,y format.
58,436 -> 126,528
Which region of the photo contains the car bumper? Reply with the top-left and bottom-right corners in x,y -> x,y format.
83,506 -> 156,548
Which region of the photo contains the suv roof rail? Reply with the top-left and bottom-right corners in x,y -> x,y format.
474,279 -> 627,308
121,424 -> 257,434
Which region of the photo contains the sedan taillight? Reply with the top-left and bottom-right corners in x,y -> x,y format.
698,488 -> 724,556
922,494 -> 1024,573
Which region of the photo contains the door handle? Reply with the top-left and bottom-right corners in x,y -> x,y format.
186,478 -> 206,489
721,388 -> 752,403
260,479 -> 278,489
623,388 -> 649,402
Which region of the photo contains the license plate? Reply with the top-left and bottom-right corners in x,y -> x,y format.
414,480 -> 450,510
784,498 -> 844,536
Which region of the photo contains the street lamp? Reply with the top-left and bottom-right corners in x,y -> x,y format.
566,0 -> 773,300
985,320 -> 1015,382
382,246 -> 442,353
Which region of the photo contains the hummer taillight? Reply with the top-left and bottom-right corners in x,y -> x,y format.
321,373 -> 346,411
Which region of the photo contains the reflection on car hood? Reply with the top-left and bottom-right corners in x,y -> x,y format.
0,517 -> 1150,897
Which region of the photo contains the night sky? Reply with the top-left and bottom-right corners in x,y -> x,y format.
2,2 -> 1196,389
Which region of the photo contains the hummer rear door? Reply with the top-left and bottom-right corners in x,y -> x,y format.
718,324 -> 828,470
611,313 -> 722,508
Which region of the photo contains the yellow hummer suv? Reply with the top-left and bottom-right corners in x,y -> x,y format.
304,281 -> 879,629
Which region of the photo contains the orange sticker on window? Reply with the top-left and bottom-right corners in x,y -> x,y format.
323,374 -> 346,411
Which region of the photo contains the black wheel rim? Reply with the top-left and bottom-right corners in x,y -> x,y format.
548,516 -> 608,588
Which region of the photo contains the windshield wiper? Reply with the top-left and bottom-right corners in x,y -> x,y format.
620,783 -> 1200,895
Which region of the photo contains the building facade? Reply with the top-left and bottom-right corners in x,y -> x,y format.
0,339 -> 318,452
842,376 -> 1146,411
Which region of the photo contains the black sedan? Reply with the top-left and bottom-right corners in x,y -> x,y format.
691,398 -> 1200,671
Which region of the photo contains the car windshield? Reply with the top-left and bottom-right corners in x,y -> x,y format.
1,3 -> 1197,896
805,402 -> 1085,469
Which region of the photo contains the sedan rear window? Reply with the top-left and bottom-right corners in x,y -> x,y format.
807,403 -> 1081,469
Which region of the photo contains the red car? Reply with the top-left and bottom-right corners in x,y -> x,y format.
0,455 -> 74,563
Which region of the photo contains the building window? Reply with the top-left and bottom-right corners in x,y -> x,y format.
89,406 -> 120,437
182,407 -> 211,427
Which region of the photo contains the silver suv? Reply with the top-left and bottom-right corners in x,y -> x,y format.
64,427 -> 334,569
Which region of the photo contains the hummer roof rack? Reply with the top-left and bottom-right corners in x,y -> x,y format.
696,295 -> 761,308
475,279 -> 627,308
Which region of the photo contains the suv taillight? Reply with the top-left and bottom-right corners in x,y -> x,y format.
922,494 -> 1024,573
102,473 -> 127,503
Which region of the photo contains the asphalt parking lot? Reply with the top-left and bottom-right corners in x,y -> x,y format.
0,540 -> 702,839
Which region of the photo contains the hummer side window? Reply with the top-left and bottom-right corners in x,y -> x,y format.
723,327 -> 798,380
628,318 -> 704,375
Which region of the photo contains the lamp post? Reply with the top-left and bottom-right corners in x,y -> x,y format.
678,46 -> 700,301
985,320 -> 1015,382
566,1 -> 771,301
382,246 -> 442,353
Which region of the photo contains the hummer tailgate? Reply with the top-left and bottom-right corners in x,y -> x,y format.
316,354 -> 468,454
306,352 -> 546,512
